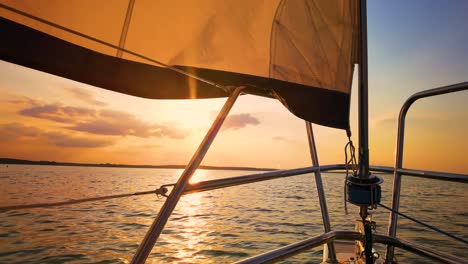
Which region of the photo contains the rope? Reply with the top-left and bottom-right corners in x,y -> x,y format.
0,190 -> 157,212
343,131 -> 358,214
0,4 -> 227,92
378,203 -> 468,245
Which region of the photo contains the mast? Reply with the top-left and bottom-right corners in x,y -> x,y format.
358,0 -> 369,184
357,0 -> 371,222
357,1 -> 374,264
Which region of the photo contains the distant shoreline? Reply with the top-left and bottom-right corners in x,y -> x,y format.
0,158 -> 276,172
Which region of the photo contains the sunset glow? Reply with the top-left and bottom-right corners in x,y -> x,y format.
1,1 -> 467,174
0,1 -> 467,264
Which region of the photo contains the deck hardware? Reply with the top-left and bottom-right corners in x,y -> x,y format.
343,131 -> 358,214
346,174 -> 383,207
372,251 -> 380,260
363,217 -> 374,262
155,184 -> 174,198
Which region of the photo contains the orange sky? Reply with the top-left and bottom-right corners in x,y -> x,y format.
0,60 -> 466,174
0,1 -> 467,174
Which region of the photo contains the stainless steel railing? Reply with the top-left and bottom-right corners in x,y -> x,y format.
184,165 -> 467,196
2,164 -> 465,212
131,82 -> 467,264
385,82 -> 468,263
234,231 -> 467,264
305,121 -> 337,262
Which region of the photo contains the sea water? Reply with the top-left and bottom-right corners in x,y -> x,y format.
0,165 -> 466,263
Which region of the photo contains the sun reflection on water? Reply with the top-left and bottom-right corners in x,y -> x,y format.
164,169 -> 210,262
169,191 -> 209,262
189,169 -> 207,184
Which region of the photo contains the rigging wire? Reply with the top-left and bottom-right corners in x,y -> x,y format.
0,4 -> 228,92
0,190 -> 158,212
378,203 -> 468,245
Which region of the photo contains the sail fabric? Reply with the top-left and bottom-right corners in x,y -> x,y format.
0,0 -> 359,129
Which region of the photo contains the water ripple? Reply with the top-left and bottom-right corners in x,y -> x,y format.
0,166 -> 466,263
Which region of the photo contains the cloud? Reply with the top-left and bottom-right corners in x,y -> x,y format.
15,99 -> 188,139
19,104 -> 96,123
0,122 -> 42,141
133,143 -> 161,149
372,113 -> 450,127
272,136 -> 286,141
66,87 -> 107,106
372,116 -> 397,127
271,136 -> 300,145
222,113 -> 260,131
7,96 -> 41,106
0,123 -> 113,148
69,109 -> 188,139
46,132 -> 112,148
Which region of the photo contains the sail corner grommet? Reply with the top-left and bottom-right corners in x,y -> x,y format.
346,174 -> 383,206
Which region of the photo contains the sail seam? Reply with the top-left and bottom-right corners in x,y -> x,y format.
117,0 -> 136,58
268,0 -> 286,79
304,0 -> 334,86
276,23 -> 324,88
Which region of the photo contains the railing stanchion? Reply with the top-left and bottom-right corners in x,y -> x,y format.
385,82 -> 468,263
305,122 -> 337,263
131,86 -> 245,263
